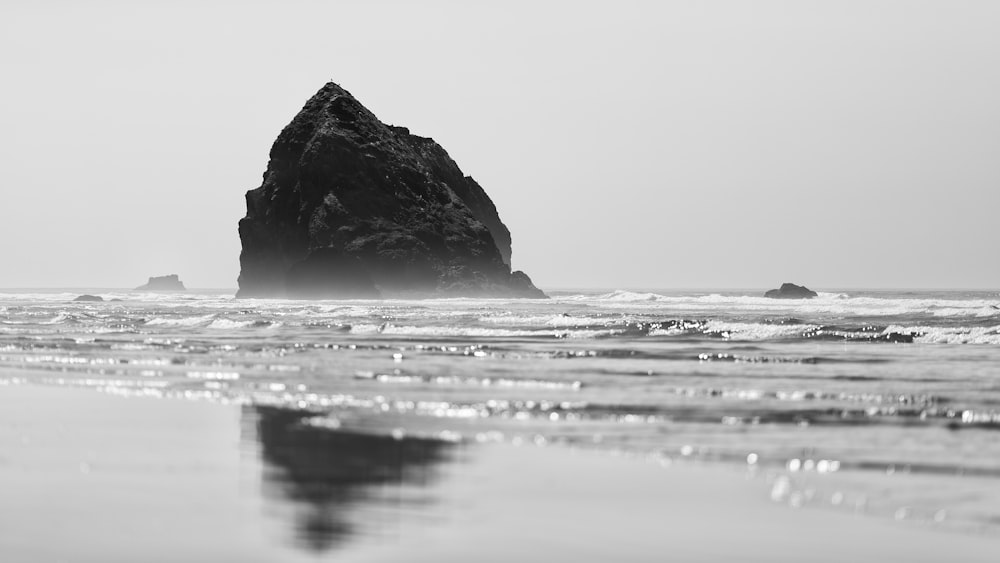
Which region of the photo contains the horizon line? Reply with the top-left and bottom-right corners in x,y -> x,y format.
1,286 -> 996,293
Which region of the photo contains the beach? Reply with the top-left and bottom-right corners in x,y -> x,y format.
4,0 -> 998,559
2,382 -> 997,562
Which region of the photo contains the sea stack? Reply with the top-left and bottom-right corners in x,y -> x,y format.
764,283 -> 818,299
136,275 -> 186,291
237,82 -> 545,299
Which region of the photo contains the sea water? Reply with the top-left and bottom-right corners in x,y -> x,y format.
2,288 -> 999,535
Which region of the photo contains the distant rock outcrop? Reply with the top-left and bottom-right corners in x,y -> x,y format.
136,274 -> 186,291
764,283 -> 818,299
73,294 -> 104,302
237,82 -> 545,299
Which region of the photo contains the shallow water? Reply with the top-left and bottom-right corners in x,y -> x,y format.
2,288 -> 999,538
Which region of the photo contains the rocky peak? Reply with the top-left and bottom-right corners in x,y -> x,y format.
237,82 -> 542,299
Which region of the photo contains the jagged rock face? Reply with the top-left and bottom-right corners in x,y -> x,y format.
137,274 -> 186,291
764,283 -> 818,299
238,83 -> 544,299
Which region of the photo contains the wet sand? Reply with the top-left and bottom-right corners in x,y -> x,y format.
0,383 -> 996,562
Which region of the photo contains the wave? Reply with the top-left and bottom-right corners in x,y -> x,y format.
139,315 -> 281,330
882,325 -> 1000,345
478,314 -> 621,327
4,290 -> 998,345
564,290 -> 662,302
42,312 -> 88,325
207,318 -> 280,330
144,314 -> 216,327
561,290 -> 1000,319
354,370 -> 583,390
348,323 -> 609,338
207,318 -> 254,329
334,319 -> 1000,344
696,321 -> 815,340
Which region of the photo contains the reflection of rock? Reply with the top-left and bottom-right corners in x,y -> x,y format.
237,82 -> 545,299
73,294 -> 103,302
136,274 -> 186,291
764,283 -> 818,299
249,407 -> 454,552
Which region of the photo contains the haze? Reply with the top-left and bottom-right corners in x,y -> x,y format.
2,0 -> 997,290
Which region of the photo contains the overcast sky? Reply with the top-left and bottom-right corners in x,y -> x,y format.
2,0 -> 997,290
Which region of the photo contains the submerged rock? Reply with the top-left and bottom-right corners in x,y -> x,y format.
237,82 -> 545,299
764,283 -> 818,299
73,294 -> 103,302
136,274 -> 186,291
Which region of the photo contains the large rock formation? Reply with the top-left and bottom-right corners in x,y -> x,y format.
764,283 -> 818,299
136,274 -> 186,291
237,82 -> 544,299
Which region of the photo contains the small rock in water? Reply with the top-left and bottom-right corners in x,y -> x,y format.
764,283 -> 818,299
136,274 -> 186,291
73,294 -> 104,302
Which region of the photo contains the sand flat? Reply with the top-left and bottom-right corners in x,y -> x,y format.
0,383 -> 996,562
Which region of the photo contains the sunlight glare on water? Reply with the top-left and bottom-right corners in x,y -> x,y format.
2,288 -> 1000,535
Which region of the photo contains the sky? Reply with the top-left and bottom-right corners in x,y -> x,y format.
1,0 -> 998,290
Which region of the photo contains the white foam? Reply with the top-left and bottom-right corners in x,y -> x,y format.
350,324 -> 542,337
884,325 -> 1000,345
349,323 -> 615,338
0,293 -> 78,302
479,314 -> 618,327
207,318 -> 256,329
556,291 -> 1000,319
575,290 -> 663,302
647,326 -> 690,337
701,321 -> 816,340
42,313 -> 77,325
145,314 -> 216,327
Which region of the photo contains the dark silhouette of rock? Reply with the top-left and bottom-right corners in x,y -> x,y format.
73,294 -> 103,302
237,82 -> 545,299
250,406 -> 454,552
764,283 -> 818,299
136,274 -> 186,291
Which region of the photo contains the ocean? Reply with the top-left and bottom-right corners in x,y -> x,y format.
2,288 -> 999,544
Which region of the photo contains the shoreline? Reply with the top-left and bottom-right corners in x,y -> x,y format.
1,382 -> 997,561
